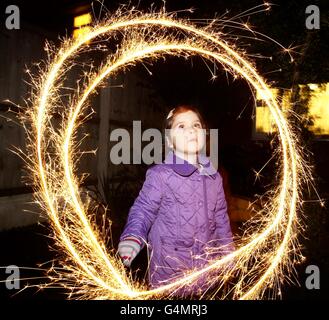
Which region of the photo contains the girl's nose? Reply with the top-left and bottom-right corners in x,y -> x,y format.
187,125 -> 196,133
186,127 -> 197,140
186,128 -> 196,137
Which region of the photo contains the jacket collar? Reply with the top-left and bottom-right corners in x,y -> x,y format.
163,149 -> 217,179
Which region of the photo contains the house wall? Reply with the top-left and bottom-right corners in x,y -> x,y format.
0,24 -> 167,230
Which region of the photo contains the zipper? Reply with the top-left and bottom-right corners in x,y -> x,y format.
202,173 -> 210,235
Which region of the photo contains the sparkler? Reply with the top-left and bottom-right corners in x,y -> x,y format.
21,6 -> 312,299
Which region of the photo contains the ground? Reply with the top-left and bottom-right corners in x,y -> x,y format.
0,222 -> 327,300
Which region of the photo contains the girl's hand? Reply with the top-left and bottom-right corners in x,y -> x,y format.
118,235 -> 143,267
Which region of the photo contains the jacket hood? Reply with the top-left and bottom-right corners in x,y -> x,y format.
163,149 -> 217,178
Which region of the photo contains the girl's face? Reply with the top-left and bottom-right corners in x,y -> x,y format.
167,110 -> 206,155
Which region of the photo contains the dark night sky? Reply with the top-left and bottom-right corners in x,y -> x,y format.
2,0 -> 328,104
0,0 -> 328,302
1,0 -> 329,185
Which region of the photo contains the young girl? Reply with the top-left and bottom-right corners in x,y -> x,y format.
117,105 -> 235,297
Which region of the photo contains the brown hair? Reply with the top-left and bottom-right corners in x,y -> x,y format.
163,104 -> 207,132
162,104 -> 210,153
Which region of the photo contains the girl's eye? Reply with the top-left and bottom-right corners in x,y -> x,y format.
194,123 -> 201,128
178,124 -> 184,129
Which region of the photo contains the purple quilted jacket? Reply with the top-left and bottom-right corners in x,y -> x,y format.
119,149 -> 235,296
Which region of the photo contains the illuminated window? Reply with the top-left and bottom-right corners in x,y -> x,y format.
255,88 -> 290,135
73,13 -> 92,39
302,83 -> 329,136
254,83 -> 329,138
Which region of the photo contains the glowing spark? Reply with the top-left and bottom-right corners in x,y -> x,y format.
21,7 -> 313,300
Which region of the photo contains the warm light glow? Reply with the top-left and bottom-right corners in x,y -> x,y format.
73,26 -> 92,39
256,88 -> 290,134
256,84 -> 329,136
256,88 -> 277,101
305,83 -> 329,135
74,13 -> 92,28
21,8 -> 311,300
256,105 -> 275,134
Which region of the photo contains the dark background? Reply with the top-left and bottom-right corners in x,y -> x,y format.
0,0 -> 328,300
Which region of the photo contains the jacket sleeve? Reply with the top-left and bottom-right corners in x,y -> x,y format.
119,166 -> 163,250
213,174 -> 235,256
